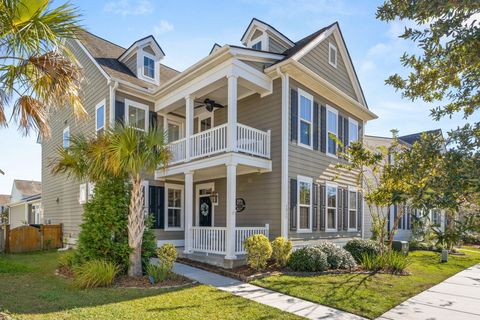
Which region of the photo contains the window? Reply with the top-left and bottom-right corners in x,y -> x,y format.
298,89 -> 313,148
143,56 -> 155,78
348,188 -> 357,230
329,42 -> 337,68
63,127 -> 70,149
297,176 -> 312,232
326,106 -> 338,156
165,184 -> 184,230
125,99 -> 148,131
252,41 -> 262,50
326,184 -> 337,231
432,210 -> 441,226
349,118 -> 358,144
79,183 -> 87,204
199,116 -> 212,132
95,101 -> 105,134
87,182 -> 95,200
168,122 -> 180,141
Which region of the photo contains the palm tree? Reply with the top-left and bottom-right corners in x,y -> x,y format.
52,125 -> 170,277
0,0 -> 85,137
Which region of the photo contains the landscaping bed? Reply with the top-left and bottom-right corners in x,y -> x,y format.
114,274 -> 193,289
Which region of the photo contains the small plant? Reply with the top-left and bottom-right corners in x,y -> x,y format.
244,234 -> 272,271
58,250 -> 77,268
271,237 -> 292,267
361,251 -> 410,274
344,239 -> 380,262
287,247 -> 328,272
73,260 -> 118,289
360,253 -> 383,271
156,243 -> 177,271
313,242 -> 356,269
146,263 -> 170,284
386,251 -> 411,274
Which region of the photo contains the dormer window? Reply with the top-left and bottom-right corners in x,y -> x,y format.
329,42 -> 337,68
143,56 -> 155,78
252,41 -> 262,50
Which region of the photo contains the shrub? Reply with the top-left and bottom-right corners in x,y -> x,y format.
146,263 -> 170,283
73,260 -> 118,289
313,242 -> 356,269
157,243 -> 177,271
386,251 -> 411,274
462,232 -> 480,245
344,239 -> 380,262
287,247 -> 328,272
361,251 -> 410,274
58,250 -> 77,268
271,237 -> 292,267
142,216 -> 157,270
244,234 -> 272,271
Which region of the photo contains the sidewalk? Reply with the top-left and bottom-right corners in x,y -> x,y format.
173,262 -> 366,320
378,263 -> 480,320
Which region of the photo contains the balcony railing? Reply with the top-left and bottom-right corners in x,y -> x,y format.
167,123 -> 271,165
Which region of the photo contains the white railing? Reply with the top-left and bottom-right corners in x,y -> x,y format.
167,123 -> 271,165
190,224 -> 269,255
237,124 -> 271,159
190,123 -> 228,160
235,224 -> 269,254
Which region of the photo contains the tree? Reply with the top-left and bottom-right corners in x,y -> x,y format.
52,125 -> 170,277
0,0 -> 85,137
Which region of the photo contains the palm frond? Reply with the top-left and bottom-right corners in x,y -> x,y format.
12,95 -> 49,136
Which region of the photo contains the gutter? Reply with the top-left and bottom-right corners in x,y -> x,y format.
278,67 -> 290,239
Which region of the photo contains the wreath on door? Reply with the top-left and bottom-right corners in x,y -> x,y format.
200,202 -> 210,216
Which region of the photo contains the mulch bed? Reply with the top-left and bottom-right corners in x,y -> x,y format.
114,274 -> 194,289
56,266 -> 74,278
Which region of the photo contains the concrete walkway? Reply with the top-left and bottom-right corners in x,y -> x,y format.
173,262 -> 365,320
378,263 -> 480,320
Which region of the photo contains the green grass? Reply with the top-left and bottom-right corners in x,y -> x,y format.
252,250 -> 480,319
0,251 -> 301,320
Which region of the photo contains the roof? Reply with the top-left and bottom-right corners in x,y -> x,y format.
13,180 -> 41,199
0,194 -> 10,205
399,129 -> 443,145
76,30 -> 180,89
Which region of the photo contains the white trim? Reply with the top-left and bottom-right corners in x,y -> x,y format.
137,49 -> 160,85
119,36 -> 165,61
141,180 -> 149,215
63,126 -> 70,149
109,81 -> 118,128
280,70 -> 289,238
326,105 -> 338,158
297,88 -> 314,150
328,42 -> 338,68
95,99 -> 106,134
164,183 -> 184,231
347,186 -> 358,231
157,239 -> 184,247
124,99 -> 149,131
78,183 -> 87,204
247,32 -> 269,51
195,182 -> 215,227
297,175 -> 313,233
325,182 -> 338,232
241,19 -> 295,47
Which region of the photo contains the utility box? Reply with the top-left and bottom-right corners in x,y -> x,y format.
392,240 -> 409,256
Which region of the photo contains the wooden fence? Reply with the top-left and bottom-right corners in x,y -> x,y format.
3,224 -> 62,253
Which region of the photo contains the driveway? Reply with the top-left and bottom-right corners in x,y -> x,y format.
378,263 -> 480,320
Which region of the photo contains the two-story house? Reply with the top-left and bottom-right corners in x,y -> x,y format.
42,18 -> 377,268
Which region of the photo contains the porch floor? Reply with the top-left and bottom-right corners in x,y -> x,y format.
176,247 -> 247,269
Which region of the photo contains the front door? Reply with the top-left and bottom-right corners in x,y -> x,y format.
199,196 -> 212,227
149,186 -> 165,229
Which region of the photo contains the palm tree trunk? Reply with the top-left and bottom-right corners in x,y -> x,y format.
128,175 -> 145,277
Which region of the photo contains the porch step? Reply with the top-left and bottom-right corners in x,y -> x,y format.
178,249 -> 247,269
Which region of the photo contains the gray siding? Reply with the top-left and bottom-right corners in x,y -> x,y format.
125,53 -> 137,76
299,34 -> 358,101
143,46 -> 155,55
240,60 -> 265,72
268,37 -> 288,54
251,29 -> 263,41
9,205 -> 25,228
42,39 -> 110,244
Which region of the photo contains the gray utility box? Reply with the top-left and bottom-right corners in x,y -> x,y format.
392,240 -> 409,256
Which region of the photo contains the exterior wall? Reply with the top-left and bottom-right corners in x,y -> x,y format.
268,36 -> 288,53
9,204 -> 25,228
299,34 -> 357,101
125,53 -> 137,75
240,60 -> 265,72
10,186 -> 22,203
288,78 -> 362,241
41,39 -> 110,244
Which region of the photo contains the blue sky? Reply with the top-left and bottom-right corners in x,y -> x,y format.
0,0 -> 469,194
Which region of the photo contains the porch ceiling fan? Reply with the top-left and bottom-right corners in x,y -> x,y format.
194,98 -> 225,112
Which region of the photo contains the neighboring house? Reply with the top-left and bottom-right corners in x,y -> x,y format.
7,180 -> 42,228
0,194 -> 10,223
363,130 -> 446,241
42,18 -> 377,267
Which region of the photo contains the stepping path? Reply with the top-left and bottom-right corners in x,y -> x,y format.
378,263 -> 480,320
173,262 -> 366,320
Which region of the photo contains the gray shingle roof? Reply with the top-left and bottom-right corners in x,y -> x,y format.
14,180 -> 41,199
399,129 -> 443,145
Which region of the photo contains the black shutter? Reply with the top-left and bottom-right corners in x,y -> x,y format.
149,111 -> 158,130
344,117 -> 349,149
290,179 -> 297,231
312,183 -> 318,231
357,191 -> 362,231
338,115 -> 344,156
115,100 -> 125,126
337,187 -> 343,231
313,102 -> 319,150
159,186 -> 165,229
320,105 -> 326,153
343,188 -> 348,230
290,89 -> 298,142
320,184 -> 326,231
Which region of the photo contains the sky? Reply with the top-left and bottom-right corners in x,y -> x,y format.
0,0 -> 472,194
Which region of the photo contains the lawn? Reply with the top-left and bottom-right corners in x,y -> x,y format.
252,250 -> 480,319
0,251 -> 301,320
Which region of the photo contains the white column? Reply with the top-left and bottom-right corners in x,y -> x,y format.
225,163 -> 237,259
227,75 -> 238,152
163,115 -> 168,142
184,171 -> 194,254
279,71 -> 289,238
185,95 -> 194,162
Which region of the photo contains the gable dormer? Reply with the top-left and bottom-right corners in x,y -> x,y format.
241,18 -> 294,54
119,36 -> 165,85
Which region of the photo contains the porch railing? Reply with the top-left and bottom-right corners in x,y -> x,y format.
190,224 -> 269,255
190,123 -> 228,160
237,124 -> 271,159
168,137 -> 187,165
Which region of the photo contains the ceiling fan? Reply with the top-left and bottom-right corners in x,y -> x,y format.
194,98 -> 225,112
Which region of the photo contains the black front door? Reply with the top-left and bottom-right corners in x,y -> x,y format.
149,186 -> 164,229
199,196 -> 212,227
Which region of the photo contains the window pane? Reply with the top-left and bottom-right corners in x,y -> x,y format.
63,129 -> 69,148
328,136 -> 336,155
143,56 -> 155,78
252,41 -> 262,50
349,121 -> 358,142
168,123 -> 180,141
299,182 -> 310,205
299,207 -> 310,229
129,106 -> 146,130
327,208 -> 336,229
300,121 -> 311,145
96,105 -> 104,130
328,110 -> 337,133
349,191 -> 357,209
349,210 -> 356,228
300,96 -> 312,121
200,117 -> 212,131
168,209 -> 181,228
327,186 -> 336,208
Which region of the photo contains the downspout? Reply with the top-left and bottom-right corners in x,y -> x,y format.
108,80 -> 119,128
278,67 -> 289,238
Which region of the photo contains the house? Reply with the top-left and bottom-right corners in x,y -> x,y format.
0,194 -> 10,224
7,180 -> 42,228
363,130 -> 446,241
41,18 -> 377,267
